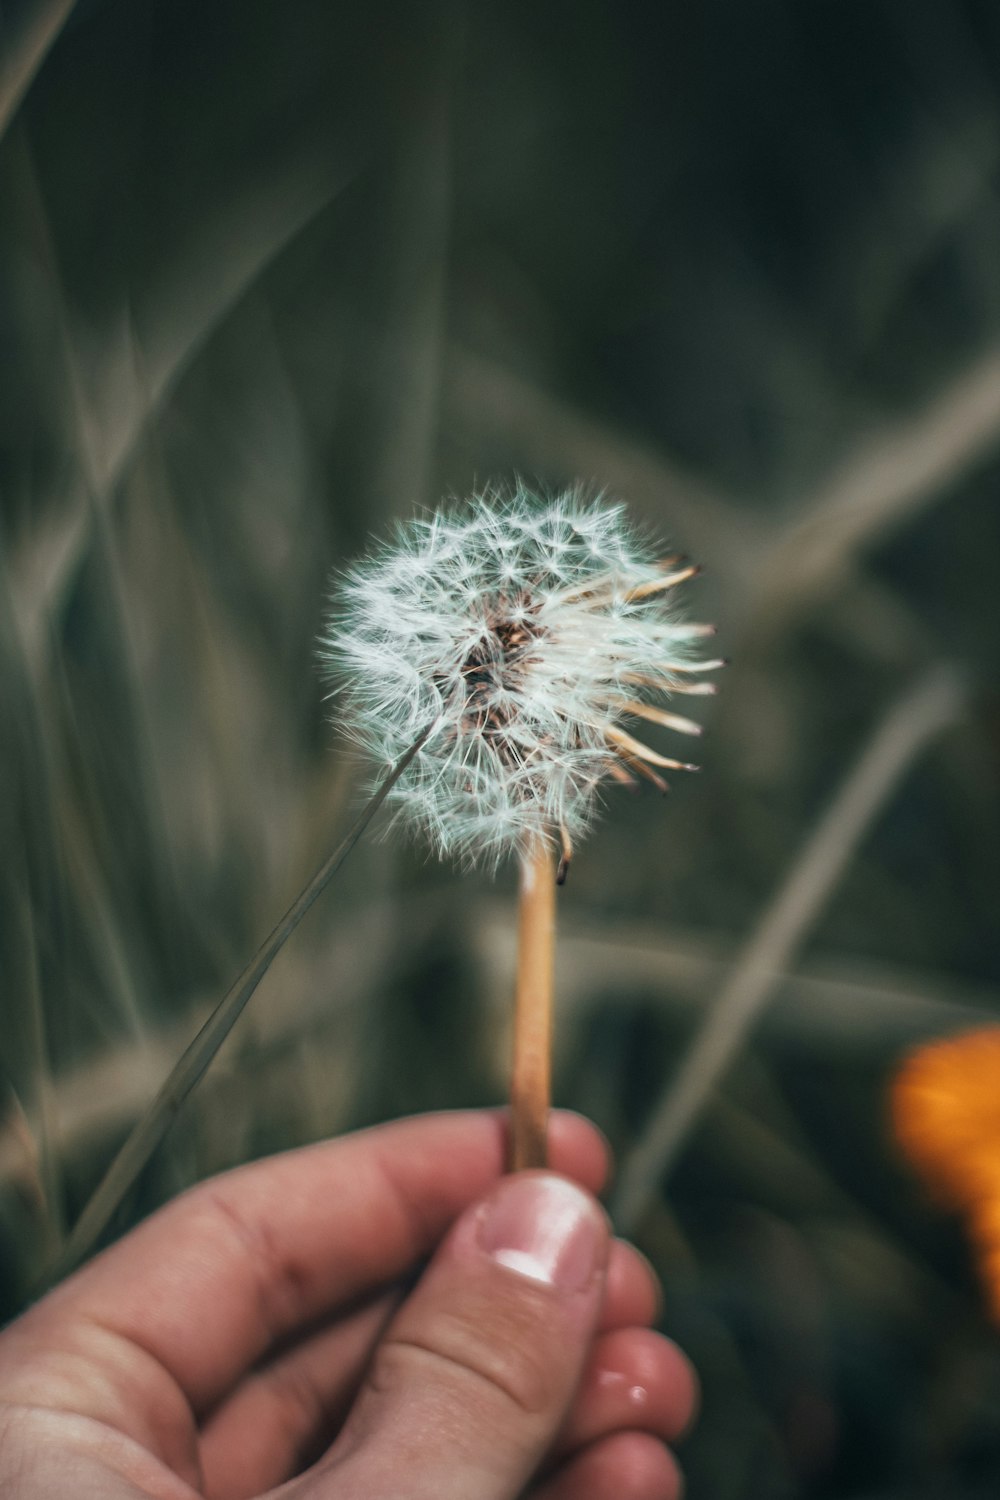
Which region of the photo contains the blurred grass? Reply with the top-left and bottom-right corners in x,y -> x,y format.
2,1 -> 1000,1495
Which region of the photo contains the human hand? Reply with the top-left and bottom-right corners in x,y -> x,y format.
0,1111 -> 696,1499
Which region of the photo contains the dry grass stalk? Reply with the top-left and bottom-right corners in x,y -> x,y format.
42,726 -> 431,1288
614,665 -> 966,1231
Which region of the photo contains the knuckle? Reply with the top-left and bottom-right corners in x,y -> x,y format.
196,1186 -> 308,1340
372,1295 -> 562,1419
260,1359 -> 326,1452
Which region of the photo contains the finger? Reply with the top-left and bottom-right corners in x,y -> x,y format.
201,1241 -> 664,1498
199,1293 -> 397,1500
554,1327 -> 699,1458
533,1431 -> 683,1500
311,1172 -> 610,1500
199,1237 -> 657,1497
23,1110 -> 608,1415
598,1241 -> 661,1332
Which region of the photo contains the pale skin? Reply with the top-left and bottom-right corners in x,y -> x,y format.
0,1111 -> 697,1500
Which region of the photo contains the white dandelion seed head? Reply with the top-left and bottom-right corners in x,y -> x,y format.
320,483 -> 718,869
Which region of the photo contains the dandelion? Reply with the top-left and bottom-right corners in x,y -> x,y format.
322,483 -> 721,1168
891,1027 -> 1000,1324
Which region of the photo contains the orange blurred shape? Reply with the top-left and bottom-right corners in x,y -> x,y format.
891,1027 -> 1000,1324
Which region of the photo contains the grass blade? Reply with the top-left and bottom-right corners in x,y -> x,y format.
42,725 -> 432,1285
613,666 -> 966,1231
0,0 -> 75,139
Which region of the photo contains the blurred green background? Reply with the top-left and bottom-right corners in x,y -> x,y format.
2,1 -> 1000,1494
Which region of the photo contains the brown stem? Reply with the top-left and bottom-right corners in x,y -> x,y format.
509,835 -> 557,1171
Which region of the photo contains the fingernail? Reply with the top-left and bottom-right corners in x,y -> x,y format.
477,1174 -> 606,1292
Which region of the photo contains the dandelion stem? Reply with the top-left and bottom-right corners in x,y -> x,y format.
510,835 -> 557,1171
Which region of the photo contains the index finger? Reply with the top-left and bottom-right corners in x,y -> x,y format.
22,1109 -> 609,1412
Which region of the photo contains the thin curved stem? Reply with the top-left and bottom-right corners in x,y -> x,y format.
42,726 -> 433,1287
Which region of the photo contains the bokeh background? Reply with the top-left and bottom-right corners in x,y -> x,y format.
2,1 -> 1000,1494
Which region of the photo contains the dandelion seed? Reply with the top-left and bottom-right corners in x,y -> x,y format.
321,484 -> 718,870
321,483 -> 722,1170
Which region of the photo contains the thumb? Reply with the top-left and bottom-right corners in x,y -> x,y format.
316,1172 -> 610,1500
